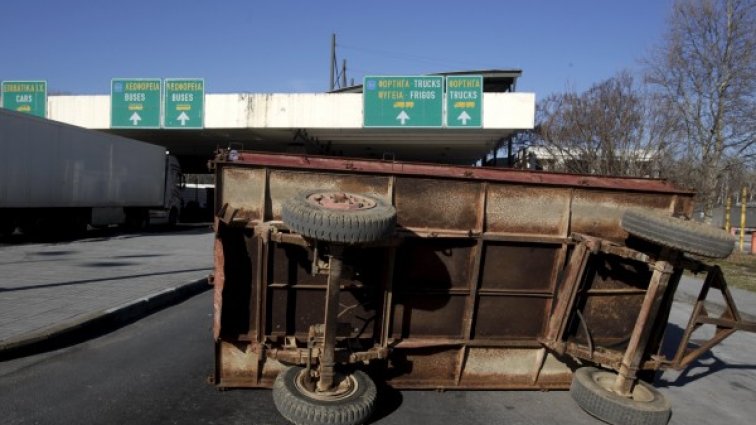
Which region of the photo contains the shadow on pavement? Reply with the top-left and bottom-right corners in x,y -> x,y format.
368,381 -> 404,424
655,322 -> 756,387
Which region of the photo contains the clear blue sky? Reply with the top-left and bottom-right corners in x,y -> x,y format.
0,0 -> 673,97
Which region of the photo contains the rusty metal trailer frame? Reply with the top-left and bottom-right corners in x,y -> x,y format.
210,151 -> 753,397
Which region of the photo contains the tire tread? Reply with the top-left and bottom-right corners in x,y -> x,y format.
571,367 -> 670,425
282,191 -> 396,244
621,208 -> 734,258
272,367 -> 377,425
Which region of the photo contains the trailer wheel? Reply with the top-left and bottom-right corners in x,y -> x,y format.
282,190 -> 396,244
272,367 -> 377,425
620,208 -> 734,258
571,367 -> 670,425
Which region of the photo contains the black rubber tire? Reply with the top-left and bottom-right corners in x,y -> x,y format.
282,190 -> 396,244
571,367 -> 671,425
272,367 -> 377,425
621,208 -> 734,259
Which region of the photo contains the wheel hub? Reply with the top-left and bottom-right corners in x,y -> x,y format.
294,369 -> 359,401
594,371 -> 655,402
307,192 -> 377,211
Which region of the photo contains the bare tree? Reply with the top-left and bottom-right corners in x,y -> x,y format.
533,72 -> 666,177
645,0 -> 756,221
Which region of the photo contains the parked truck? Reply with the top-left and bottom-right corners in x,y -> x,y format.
209,149 -> 754,425
0,108 -> 183,237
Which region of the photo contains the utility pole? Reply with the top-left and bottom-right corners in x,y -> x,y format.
329,33 -> 336,91
329,34 -> 349,91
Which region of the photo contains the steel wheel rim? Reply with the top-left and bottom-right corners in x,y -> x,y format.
294,369 -> 359,402
593,371 -> 655,403
306,192 -> 377,211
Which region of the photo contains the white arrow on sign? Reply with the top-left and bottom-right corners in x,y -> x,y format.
129,112 -> 142,126
457,111 -> 472,125
396,110 -> 410,125
177,111 -> 190,126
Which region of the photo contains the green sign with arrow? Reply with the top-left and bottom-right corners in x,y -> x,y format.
111,78 -> 161,128
363,76 -> 444,128
163,79 -> 204,129
446,75 -> 482,128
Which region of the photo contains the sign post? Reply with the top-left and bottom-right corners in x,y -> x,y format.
1,81 -> 47,118
163,79 -> 204,129
445,75 -> 483,128
363,76 -> 443,128
111,79 -> 162,128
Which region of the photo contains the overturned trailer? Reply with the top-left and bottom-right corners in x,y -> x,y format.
210,150 -> 753,425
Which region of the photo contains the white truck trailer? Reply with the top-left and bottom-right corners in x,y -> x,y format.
0,108 -> 183,237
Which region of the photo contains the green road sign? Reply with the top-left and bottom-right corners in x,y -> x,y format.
446,75 -> 482,128
111,79 -> 161,128
1,81 -> 47,118
363,76 -> 443,128
163,79 -> 204,129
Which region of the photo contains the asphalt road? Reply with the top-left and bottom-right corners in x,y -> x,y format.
1,290 -> 755,425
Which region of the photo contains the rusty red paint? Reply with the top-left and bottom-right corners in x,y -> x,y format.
307,192 -> 377,211
219,151 -> 693,195
212,220 -> 225,341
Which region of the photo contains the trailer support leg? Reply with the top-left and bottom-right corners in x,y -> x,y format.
612,253 -> 675,396
318,246 -> 343,392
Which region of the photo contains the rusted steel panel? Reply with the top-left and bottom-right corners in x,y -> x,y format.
385,347 -> 461,387
486,185 -> 571,236
574,295 -> 645,346
216,340 -> 283,388
480,242 -> 560,292
394,178 -> 482,231
389,238 -> 474,340
269,244 -> 326,287
220,168 -> 266,221
394,238 -> 476,290
212,227 -> 225,341
475,296 -> 550,339
459,348 -> 571,388
571,190 -> 675,241
268,288 -> 324,336
391,294 -> 468,339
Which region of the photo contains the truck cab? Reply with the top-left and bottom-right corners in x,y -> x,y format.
148,154 -> 184,226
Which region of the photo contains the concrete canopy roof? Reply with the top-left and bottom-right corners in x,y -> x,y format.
47,71 -> 533,172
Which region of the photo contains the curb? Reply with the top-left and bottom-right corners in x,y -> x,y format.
0,278 -> 211,361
